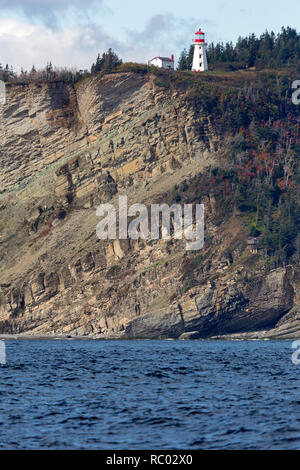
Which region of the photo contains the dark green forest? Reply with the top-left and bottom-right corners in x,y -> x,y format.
178,27 -> 300,71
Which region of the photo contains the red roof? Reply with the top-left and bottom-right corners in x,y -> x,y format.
195,29 -> 205,35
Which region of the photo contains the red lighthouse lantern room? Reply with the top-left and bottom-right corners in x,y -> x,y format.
195,29 -> 205,43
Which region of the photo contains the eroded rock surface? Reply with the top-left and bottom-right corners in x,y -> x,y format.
0,73 -> 298,339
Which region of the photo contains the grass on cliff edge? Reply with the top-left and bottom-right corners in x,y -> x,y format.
113,62 -> 299,91
7,60 -> 298,97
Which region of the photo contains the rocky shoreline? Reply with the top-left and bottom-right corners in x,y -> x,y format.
1,320 -> 300,342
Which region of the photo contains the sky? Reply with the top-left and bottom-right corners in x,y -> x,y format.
0,0 -> 300,71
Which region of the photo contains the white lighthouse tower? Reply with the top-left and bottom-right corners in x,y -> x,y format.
192,28 -> 208,72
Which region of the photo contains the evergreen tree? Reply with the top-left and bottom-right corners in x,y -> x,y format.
91,53 -> 103,73
187,45 -> 194,69
91,49 -> 122,74
179,27 -> 300,70
177,49 -> 188,70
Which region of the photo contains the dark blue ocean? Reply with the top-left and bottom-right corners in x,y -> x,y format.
0,339 -> 299,450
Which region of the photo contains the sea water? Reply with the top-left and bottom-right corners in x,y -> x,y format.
0,339 -> 299,450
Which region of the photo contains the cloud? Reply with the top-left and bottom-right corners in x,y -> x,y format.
127,14 -> 171,44
0,17 -> 147,71
127,13 -> 216,55
0,0 -> 103,28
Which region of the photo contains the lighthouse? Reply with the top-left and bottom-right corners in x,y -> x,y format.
192,28 -> 208,72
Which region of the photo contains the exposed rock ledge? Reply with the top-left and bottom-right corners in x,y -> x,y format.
0,266 -> 298,341
124,267 -> 299,340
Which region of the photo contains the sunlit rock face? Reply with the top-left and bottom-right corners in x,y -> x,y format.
0,73 -> 298,339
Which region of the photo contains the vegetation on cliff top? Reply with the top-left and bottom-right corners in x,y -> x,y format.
3,26 -> 300,81
178,26 -> 300,71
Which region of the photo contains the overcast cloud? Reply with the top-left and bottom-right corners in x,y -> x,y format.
0,17 -> 159,71
0,0 -> 103,28
127,14 -> 215,50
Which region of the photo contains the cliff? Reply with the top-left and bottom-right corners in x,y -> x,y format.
0,70 -> 299,339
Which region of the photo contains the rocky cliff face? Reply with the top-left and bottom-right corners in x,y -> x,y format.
0,72 -> 298,339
